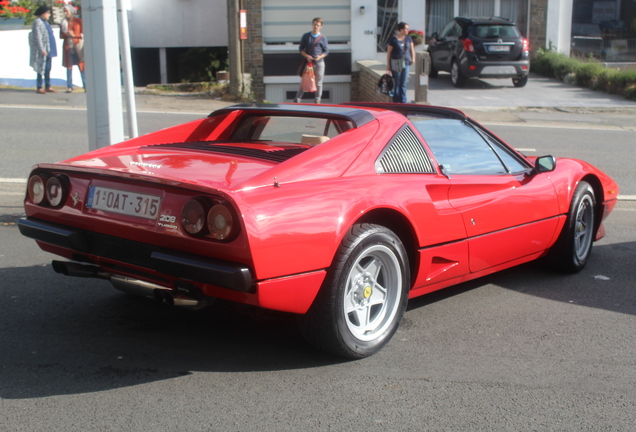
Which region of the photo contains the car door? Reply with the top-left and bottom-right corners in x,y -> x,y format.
430,21 -> 462,72
373,124 -> 470,288
415,118 -> 561,273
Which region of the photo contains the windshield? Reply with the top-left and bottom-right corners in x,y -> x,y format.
470,25 -> 520,39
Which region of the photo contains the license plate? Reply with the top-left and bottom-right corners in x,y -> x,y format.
87,186 -> 161,220
487,45 -> 511,52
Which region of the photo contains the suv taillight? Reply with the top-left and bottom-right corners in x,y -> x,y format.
462,38 -> 475,53
522,38 -> 529,53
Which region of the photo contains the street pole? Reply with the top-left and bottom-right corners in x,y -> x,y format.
117,0 -> 138,139
83,0 -> 125,150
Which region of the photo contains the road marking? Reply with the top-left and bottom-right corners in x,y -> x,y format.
515,148 -> 536,152
0,178 -> 27,183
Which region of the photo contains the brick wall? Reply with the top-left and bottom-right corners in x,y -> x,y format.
351,60 -> 392,103
529,0 -> 547,53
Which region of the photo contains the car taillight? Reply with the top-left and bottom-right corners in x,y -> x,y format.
207,202 -> 238,241
181,198 -> 208,235
45,175 -> 68,207
522,38 -> 529,52
181,198 -> 239,241
462,38 -> 475,53
28,173 -> 68,207
27,174 -> 47,204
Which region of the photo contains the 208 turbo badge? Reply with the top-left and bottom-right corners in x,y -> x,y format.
158,214 -> 178,230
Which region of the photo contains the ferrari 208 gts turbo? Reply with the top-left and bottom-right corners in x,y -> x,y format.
19,103 -> 619,358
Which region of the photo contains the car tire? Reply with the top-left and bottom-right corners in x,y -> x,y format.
512,75 -> 528,87
300,223 -> 410,359
429,58 -> 438,78
547,181 -> 596,273
451,60 -> 466,87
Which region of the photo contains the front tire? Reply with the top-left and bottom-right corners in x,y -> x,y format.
300,224 -> 410,359
547,181 -> 596,273
429,57 -> 439,78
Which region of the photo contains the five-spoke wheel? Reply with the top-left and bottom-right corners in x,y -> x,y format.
300,224 -> 410,359
548,181 -> 596,273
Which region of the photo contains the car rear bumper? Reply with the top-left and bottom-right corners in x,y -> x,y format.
461,58 -> 530,79
18,217 -> 254,293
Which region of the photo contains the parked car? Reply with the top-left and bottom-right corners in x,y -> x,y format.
19,103 -> 618,359
428,17 -> 530,87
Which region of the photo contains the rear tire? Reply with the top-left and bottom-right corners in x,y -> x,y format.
300,224 -> 410,359
547,181 -> 596,273
512,75 -> 528,87
451,60 -> 466,87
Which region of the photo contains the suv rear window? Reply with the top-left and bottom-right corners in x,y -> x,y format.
470,25 -> 520,39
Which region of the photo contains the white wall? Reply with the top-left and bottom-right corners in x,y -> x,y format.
0,28 -> 84,88
546,0 -> 573,55
350,0 -> 378,70
129,0 -> 228,48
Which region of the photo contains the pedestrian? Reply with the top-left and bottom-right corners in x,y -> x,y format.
386,22 -> 415,103
30,6 -> 57,94
60,5 -> 85,93
295,17 -> 328,104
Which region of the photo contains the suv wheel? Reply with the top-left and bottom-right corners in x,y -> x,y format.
451,61 -> 466,87
512,76 -> 528,87
429,57 -> 438,78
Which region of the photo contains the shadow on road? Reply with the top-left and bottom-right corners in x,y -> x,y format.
0,239 -> 633,399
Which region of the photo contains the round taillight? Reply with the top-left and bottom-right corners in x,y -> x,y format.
46,175 -> 67,207
207,203 -> 237,241
181,199 -> 207,235
28,175 -> 47,205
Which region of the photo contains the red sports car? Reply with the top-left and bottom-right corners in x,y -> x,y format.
19,103 -> 619,358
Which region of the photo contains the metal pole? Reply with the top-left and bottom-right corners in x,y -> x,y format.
117,0 -> 138,138
84,0 -> 124,150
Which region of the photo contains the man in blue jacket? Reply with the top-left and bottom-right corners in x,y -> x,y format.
295,18 -> 329,104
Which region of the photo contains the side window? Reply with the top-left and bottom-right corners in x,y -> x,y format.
410,118 -> 507,175
479,131 -> 529,173
450,23 -> 462,37
439,21 -> 457,39
376,126 -> 435,174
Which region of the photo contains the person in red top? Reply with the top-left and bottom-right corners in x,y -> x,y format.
59,5 -> 85,93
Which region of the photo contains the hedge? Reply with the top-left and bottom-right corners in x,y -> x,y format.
531,48 -> 636,101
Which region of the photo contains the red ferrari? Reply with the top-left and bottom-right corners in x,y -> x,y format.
19,103 -> 619,358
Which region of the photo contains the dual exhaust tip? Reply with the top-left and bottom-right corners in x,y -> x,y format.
52,260 -> 204,308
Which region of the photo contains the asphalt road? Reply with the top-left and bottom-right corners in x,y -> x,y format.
1,81 -> 636,431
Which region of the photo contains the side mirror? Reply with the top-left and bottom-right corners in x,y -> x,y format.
534,155 -> 556,173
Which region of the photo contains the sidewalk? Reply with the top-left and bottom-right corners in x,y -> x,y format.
2,74 -> 636,128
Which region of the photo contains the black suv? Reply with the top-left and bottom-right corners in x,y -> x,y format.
428,17 -> 530,87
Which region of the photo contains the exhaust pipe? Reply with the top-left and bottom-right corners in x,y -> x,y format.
154,290 -> 200,307
51,260 -> 205,308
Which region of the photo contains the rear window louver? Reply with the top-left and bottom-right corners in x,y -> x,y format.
376,126 -> 434,174
144,142 -> 308,163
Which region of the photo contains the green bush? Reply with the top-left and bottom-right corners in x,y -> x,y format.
531,48 -> 636,100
